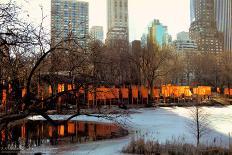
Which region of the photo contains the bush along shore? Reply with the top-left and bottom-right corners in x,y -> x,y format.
122,137 -> 231,155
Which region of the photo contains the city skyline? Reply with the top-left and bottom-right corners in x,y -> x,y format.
1,0 -> 190,41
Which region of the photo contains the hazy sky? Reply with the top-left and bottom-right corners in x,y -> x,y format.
2,0 -> 190,41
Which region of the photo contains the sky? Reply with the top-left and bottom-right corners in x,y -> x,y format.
1,0 -> 190,41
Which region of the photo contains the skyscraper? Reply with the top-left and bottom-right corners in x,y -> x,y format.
214,0 -> 232,52
190,0 -> 196,23
146,19 -> 170,47
51,0 -> 89,48
189,0 -> 224,52
90,26 -> 104,42
106,0 -> 129,51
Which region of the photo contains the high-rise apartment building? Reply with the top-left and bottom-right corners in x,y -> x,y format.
90,26 -> 104,42
189,0 -> 224,52
51,0 -> 89,48
106,0 -> 129,51
214,0 -> 232,52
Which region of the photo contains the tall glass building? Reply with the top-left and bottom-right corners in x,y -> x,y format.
146,19 -> 170,47
51,0 -> 89,48
214,0 -> 232,52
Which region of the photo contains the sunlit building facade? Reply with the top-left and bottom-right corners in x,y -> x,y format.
106,0 -> 129,51
51,0 -> 89,48
145,19 -> 170,48
189,0 -> 224,52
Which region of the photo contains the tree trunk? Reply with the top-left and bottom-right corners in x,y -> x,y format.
150,80 -> 154,102
196,107 -> 200,147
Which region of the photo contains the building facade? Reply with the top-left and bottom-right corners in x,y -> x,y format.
90,26 -> 104,42
177,31 -> 190,41
189,0 -> 224,52
106,0 -> 129,51
214,0 -> 232,52
174,31 -> 198,51
146,19 -> 170,48
51,0 -> 89,48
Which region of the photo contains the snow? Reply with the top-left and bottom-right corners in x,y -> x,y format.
28,115 -> 113,124
21,106 -> 232,155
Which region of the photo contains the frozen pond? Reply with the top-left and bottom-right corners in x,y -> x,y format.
21,106 -> 232,154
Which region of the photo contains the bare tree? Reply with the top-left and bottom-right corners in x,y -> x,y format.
0,2 -> 129,143
187,106 -> 210,147
129,43 -> 174,101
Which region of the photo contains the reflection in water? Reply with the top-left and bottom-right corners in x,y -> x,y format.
0,120 -> 128,150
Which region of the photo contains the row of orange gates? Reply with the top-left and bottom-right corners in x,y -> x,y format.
1,84 -> 232,105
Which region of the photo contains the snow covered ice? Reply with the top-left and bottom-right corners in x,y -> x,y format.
21,106 -> 232,155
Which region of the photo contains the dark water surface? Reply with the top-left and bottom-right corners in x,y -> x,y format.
0,120 -> 128,153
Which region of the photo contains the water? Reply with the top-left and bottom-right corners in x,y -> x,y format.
0,120 -> 128,151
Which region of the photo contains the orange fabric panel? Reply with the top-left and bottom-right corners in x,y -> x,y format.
161,85 -> 192,97
121,88 -> 129,99
162,85 -> 170,97
68,122 -> 75,134
96,87 -> 119,100
172,86 -> 180,97
105,88 -> 112,99
193,86 -> 211,96
1,130 -> 5,141
193,88 -> 198,95
22,88 -> 26,97
58,84 -> 63,93
184,87 -> 192,97
112,88 -> 119,99
68,84 -> 72,91
217,88 -> 220,93
78,122 -> 85,132
48,85 -> 52,95
48,126 -> 53,137
132,86 -> 138,98
2,89 -> 6,105
204,86 -> 211,95
58,125 -> 64,136
141,86 -> 148,98
224,88 -> 232,95
96,87 -> 106,100
224,88 -> 228,95
153,89 -> 160,98
88,123 -> 95,138
21,124 -> 26,138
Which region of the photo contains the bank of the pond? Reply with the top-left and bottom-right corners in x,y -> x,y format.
18,106 -> 232,154
0,119 -> 128,155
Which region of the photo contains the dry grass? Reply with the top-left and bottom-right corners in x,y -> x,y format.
122,137 -> 230,155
